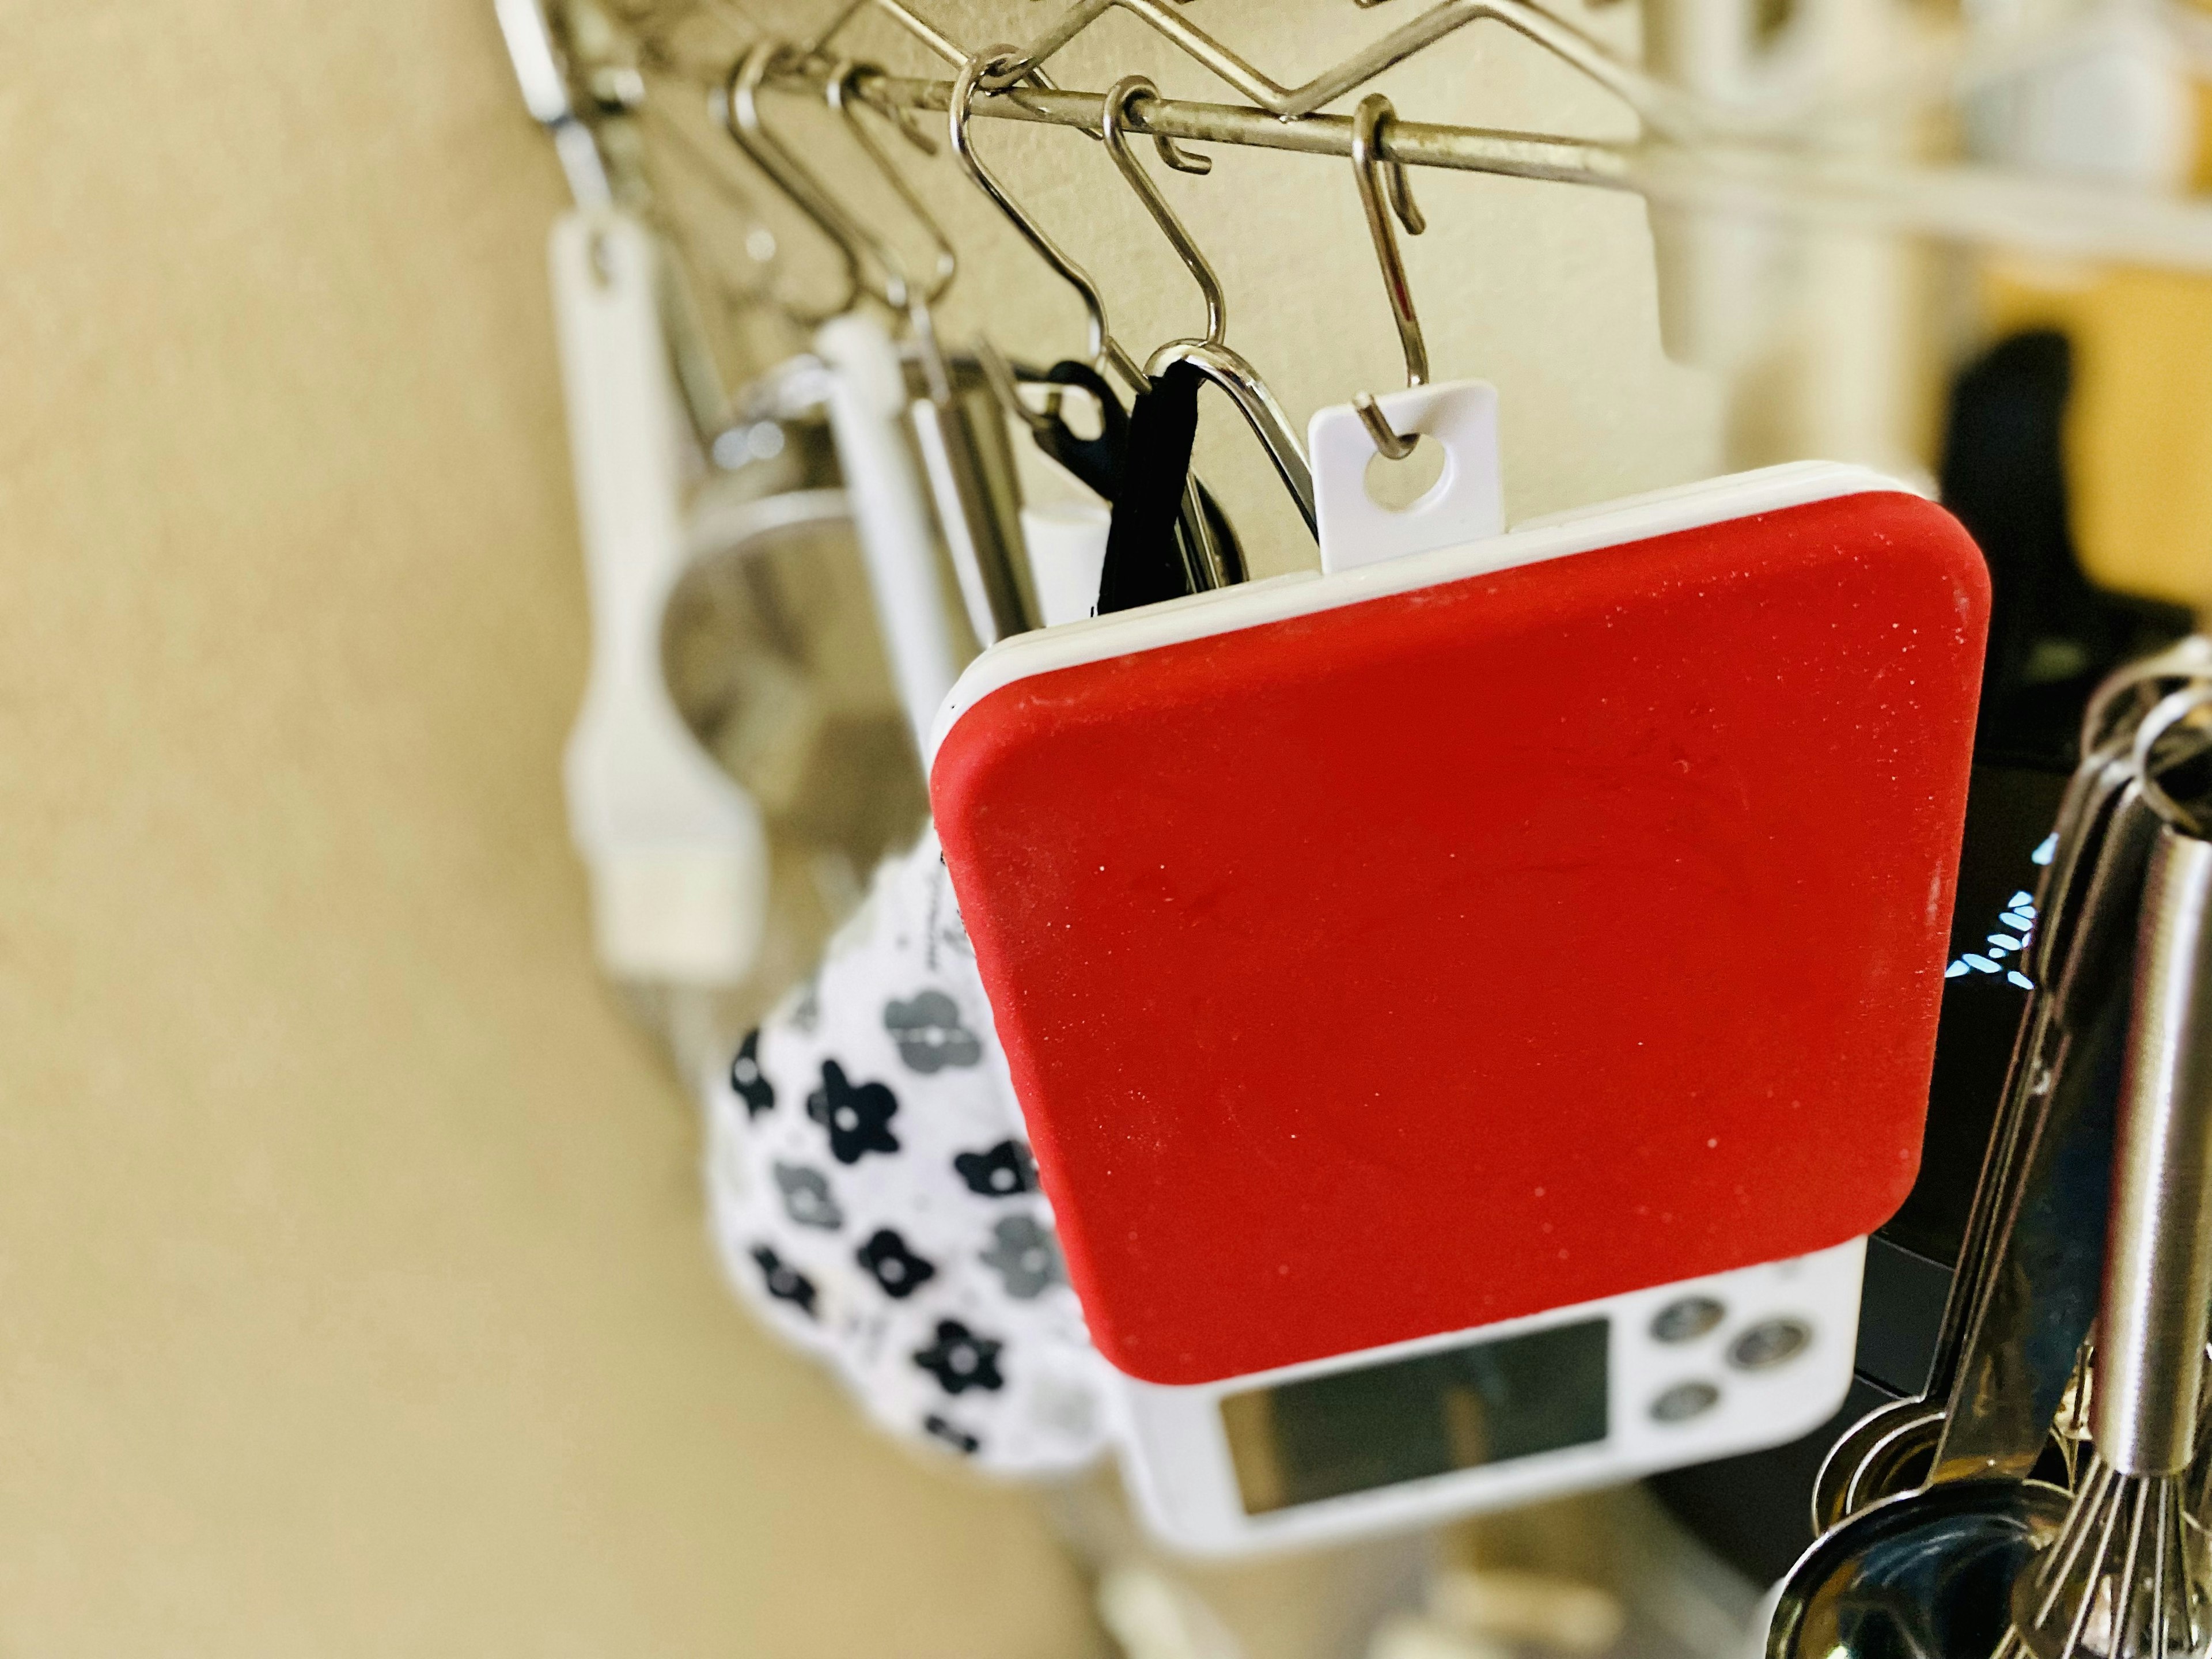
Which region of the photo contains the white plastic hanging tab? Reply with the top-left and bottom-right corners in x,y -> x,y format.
1313,95 -> 1504,574
1311,381 -> 1505,572
816,312 -> 971,752
551,209 -> 768,985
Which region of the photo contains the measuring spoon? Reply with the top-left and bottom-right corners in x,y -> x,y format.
1929,780 -> 2160,1483
1771,1477 -> 2071,1659
1812,740 -> 2137,1529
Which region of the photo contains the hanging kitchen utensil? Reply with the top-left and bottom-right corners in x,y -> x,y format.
949,53 -> 1241,609
550,207 -> 771,986
724,43 -> 981,752
2003,813 -> 2212,1659
932,454 -> 1987,1552
1812,733 -> 2139,1529
1770,1478 -> 2073,1659
1813,645 -> 2212,1529
1926,777 -> 2154,1482
704,825 -> 1116,1479
1770,672 -> 2212,1659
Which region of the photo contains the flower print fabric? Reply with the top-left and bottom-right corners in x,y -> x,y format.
805,1062 -> 900,1164
703,828 -> 1113,1480
954,1139 -> 1039,1198
883,991 -> 983,1073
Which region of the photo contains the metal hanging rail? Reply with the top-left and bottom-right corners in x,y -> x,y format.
584,0 -> 2212,277
752,61 -> 2212,275
812,75 -> 1633,187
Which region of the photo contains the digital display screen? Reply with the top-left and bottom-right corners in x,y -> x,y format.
1221,1318 -> 1609,1514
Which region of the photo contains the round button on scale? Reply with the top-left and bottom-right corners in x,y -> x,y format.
1728,1317 -> 1812,1371
1649,1296 -> 1726,1344
1649,1381 -> 1720,1423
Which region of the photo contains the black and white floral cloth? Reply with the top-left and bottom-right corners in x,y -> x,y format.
704,829 -> 1114,1479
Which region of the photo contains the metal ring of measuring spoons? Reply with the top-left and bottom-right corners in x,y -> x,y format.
2081,634 -> 2212,757
2132,680 -> 2212,838
1347,93 -> 1431,461
722,40 -> 869,324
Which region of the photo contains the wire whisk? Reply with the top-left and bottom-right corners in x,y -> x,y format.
2005,1456 -> 2205,1659
2001,802 -> 2212,1659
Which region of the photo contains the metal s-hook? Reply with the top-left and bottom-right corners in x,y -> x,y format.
949,48 -> 1140,390
1097,72 -> 1213,177
1146,338 -> 1317,536
722,41 -> 866,323
1100,75 -> 1226,351
1097,75 -> 1313,541
1349,93 -> 1430,461
825,59 -> 958,314
946,49 -> 1247,583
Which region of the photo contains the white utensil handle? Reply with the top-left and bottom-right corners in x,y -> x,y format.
816,314 -> 968,755
551,209 -> 767,984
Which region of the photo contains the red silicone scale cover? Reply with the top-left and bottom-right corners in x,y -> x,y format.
930,471 -> 1990,1386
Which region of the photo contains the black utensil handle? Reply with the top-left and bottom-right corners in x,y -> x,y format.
1099,360 -> 1203,615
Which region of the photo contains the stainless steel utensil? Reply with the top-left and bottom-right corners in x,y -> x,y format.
1930,782 -> 2161,1484
1770,1479 -> 2071,1659
1771,776 -> 2198,1659
2005,823 -> 2212,1659
906,344 -> 1041,649
1812,741 -> 2141,1529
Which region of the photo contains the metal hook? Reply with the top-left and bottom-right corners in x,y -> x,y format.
2134,681 -> 2212,838
1100,75 -> 1226,351
722,41 -> 867,323
1146,338 -> 1317,537
825,59 -> 957,311
948,50 -> 1240,581
1096,73 -> 1212,176
2084,637 -> 2212,757
949,48 -> 1143,392
1099,75 -> 1308,546
1349,93 -> 1430,461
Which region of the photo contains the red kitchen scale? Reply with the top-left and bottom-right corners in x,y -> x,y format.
928,392 -> 1988,1553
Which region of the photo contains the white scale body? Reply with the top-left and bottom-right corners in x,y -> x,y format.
1113,1239 -> 1865,1556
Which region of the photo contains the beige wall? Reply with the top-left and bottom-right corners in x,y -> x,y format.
0,1 -> 1718,1652
0,4 -> 1098,1652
